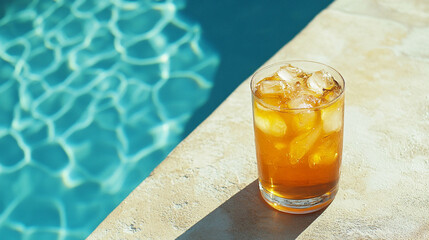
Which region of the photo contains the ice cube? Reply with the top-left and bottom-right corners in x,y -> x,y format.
288,95 -> 319,109
323,90 -> 338,102
277,70 -> 296,85
256,79 -> 287,95
321,100 -> 343,133
289,124 -> 321,164
282,64 -> 304,76
308,152 -> 338,168
292,110 -> 318,132
322,81 -> 342,103
277,64 -> 305,84
254,103 -> 287,137
308,136 -> 339,168
306,70 -> 336,96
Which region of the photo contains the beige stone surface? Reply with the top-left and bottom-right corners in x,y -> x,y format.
88,0 -> 429,239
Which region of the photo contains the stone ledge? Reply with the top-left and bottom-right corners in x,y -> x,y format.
88,0 -> 429,239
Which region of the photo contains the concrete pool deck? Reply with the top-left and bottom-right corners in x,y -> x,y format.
88,0 -> 429,239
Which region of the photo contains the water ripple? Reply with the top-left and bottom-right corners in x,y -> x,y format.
0,0 -> 219,238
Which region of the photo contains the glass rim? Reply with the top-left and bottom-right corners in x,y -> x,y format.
250,60 -> 345,112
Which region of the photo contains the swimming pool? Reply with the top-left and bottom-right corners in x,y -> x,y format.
0,0 -> 332,239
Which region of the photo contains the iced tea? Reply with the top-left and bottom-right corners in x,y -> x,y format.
251,61 -> 344,214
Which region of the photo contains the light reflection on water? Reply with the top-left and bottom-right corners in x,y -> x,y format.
0,0 -> 219,238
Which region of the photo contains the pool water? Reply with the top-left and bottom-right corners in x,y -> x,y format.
0,0 -> 218,239
0,0 -> 332,239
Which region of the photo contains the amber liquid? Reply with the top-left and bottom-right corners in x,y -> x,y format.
253,96 -> 344,200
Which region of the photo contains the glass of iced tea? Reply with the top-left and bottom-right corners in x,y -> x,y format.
251,60 -> 345,214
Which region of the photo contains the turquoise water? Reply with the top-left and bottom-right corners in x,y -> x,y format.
0,0 -> 218,239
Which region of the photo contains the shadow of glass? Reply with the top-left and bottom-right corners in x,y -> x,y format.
177,180 -> 326,240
